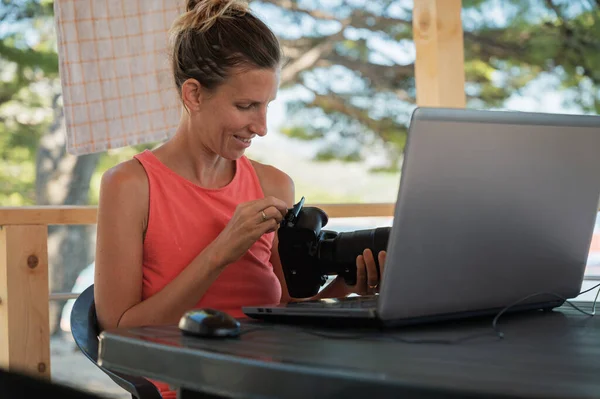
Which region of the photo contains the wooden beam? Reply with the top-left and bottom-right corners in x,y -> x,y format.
0,225 -> 51,379
413,0 -> 466,108
0,206 -> 98,225
0,204 -> 395,226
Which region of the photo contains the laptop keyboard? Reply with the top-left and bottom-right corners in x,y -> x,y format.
286,295 -> 379,309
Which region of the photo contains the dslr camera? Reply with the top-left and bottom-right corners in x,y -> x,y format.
277,197 -> 391,298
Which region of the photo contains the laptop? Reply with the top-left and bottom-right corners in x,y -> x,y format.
243,107 -> 600,327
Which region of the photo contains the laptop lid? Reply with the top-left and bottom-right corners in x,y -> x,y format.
378,107 -> 600,321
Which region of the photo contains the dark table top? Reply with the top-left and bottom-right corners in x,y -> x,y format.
97,302 -> 600,399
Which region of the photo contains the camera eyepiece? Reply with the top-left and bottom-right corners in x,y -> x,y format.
282,196 -> 305,228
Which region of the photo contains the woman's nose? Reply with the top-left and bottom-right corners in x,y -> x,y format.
249,109 -> 268,136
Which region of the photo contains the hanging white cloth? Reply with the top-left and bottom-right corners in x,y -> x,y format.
54,0 -> 185,155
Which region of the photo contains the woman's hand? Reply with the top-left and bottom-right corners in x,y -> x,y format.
210,196 -> 288,268
348,249 -> 387,295
323,248 -> 386,297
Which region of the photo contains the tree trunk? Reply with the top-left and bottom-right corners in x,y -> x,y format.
35,94 -> 100,335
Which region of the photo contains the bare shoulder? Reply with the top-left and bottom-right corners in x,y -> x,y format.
98,158 -> 149,227
249,159 -> 295,206
100,158 -> 148,196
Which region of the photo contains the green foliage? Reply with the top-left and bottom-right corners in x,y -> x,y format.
0,121 -> 44,205
462,0 -> 600,114
273,0 -> 600,173
315,148 -> 361,163
0,40 -> 58,75
0,0 -> 56,206
280,125 -> 324,141
0,115 -> 39,205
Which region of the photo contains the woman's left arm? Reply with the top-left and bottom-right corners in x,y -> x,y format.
250,160 -> 295,303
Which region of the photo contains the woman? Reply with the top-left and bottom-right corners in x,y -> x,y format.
95,0 -> 385,338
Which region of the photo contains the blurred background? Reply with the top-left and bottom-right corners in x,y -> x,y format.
1,0 -> 599,397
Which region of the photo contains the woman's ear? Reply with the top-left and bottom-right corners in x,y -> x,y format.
181,79 -> 203,111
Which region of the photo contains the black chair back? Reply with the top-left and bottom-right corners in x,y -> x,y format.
70,284 -> 162,399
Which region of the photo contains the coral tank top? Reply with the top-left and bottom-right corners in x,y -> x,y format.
133,149 -> 282,317
133,150 -> 282,398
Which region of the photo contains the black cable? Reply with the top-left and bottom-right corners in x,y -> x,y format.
578,281 -> 600,296
240,282 -> 600,344
296,329 -> 495,345
491,283 -> 600,338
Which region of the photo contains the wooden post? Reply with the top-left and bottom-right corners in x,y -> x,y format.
0,225 -> 51,379
413,0 -> 466,108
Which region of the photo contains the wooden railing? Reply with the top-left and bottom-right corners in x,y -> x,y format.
0,203 -> 394,379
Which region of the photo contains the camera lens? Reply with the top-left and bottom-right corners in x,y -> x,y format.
318,227 -> 391,279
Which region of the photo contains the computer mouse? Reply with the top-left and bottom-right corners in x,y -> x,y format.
178,308 -> 241,338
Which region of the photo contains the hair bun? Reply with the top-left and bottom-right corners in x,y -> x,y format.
185,0 -> 249,16
186,0 -> 201,12
177,0 -> 249,33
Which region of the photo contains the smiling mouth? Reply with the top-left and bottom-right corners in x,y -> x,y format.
234,135 -> 251,143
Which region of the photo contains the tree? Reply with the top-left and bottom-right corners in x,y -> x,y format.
259,0 -> 599,170
1,0 -> 55,205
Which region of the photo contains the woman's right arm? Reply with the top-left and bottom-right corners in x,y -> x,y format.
94,160 -> 288,331
94,160 -> 225,331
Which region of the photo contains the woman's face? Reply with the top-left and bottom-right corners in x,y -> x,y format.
190,67 -> 280,160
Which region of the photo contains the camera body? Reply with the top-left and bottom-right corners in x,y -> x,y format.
277,197 -> 391,298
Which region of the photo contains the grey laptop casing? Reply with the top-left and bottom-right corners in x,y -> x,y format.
243,107 -> 600,326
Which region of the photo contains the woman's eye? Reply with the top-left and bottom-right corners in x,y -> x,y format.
237,104 -> 252,110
